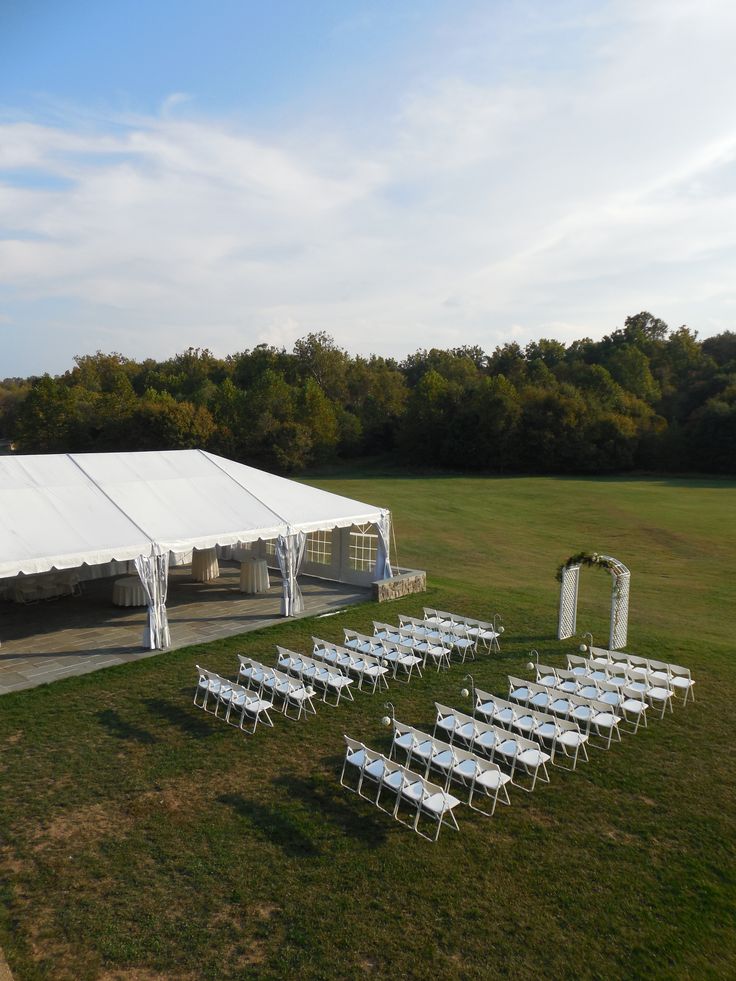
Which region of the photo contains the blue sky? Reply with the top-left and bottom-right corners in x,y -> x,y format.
2,0 -> 736,376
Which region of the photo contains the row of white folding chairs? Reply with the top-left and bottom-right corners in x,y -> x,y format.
275,647 -> 354,706
341,736 -> 462,841
433,703 -> 551,792
468,686 -> 590,769
311,637 -> 389,693
586,646 -> 695,704
398,615 -> 476,661
237,656 -> 317,721
524,667 -> 649,734
194,665 -> 275,734
423,608 -> 503,652
566,655 -> 674,718
372,621 -> 452,671
389,720 -> 512,815
343,630 -> 424,682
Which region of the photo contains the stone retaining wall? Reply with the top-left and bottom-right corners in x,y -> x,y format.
372,568 -> 427,602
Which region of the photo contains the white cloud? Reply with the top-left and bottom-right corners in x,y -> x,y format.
1,0 -> 736,375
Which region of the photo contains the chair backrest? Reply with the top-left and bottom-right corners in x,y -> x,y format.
475,686 -> 519,717
343,734 -> 364,757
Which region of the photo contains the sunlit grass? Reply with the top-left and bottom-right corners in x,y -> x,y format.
0,473 -> 734,979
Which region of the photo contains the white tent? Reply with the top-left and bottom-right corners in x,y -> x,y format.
0,449 -> 393,647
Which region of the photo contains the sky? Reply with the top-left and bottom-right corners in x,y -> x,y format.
2,0 -> 736,378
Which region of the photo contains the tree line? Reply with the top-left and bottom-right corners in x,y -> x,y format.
2,312 -> 735,474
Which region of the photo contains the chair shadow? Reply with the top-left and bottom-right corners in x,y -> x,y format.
217,792 -> 322,858
272,771 -> 391,846
142,696 -> 220,739
96,708 -> 159,745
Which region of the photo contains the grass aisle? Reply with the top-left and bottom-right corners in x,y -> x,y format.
1,474 -> 734,980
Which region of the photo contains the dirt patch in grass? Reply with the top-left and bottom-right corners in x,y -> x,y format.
98,970 -> 198,981
31,801 -> 127,852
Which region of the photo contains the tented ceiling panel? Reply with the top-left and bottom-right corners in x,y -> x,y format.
74,450 -> 288,553
0,455 -> 150,576
0,449 -> 388,578
205,452 -> 385,533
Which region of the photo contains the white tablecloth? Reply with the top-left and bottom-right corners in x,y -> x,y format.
12,571 -> 80,603
112,576 -> 148,607
239,557 -> 270,594
192,547 -> 219,583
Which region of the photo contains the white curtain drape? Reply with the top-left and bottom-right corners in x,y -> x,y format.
134,550 -> 171,649
276,531 -> 307,616
373,511 -> 393,581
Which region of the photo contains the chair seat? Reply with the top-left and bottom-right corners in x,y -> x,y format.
530,693 -> 550,709
557,681 -> 578,694
671,677 -> 694,690
453,759 -> 477,779
432,749 -> 455,771
476,768 -> 508,789
402,780 -> 426,802
578,685 -> 599,700
593,713 -> 618,728
648,687 -> 672,701
382,770 -> 404,790
497,739 -> 519,757
550,699 -> 571,714
510,687 -> 529,701
571,706 -> 592,721
414,739 -> 434,759
622,698 -> 646,713
539,674 -> 557,687
520,748 -> 548,766
537,722 -> 557,739
474,731 -> 497,750
364,759 -> 387,780
347,749 -> 367,768
423,792 -> 460,815
559,730 -> 585,747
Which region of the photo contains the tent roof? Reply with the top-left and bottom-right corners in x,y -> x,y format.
0,449 -> 387,578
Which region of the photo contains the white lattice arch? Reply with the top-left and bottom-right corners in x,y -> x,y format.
557,553 -> 630,650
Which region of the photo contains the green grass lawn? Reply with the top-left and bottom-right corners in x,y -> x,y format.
1,474 -> 735,980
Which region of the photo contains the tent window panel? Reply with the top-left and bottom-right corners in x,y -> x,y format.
306,530 -> 332,565
349,524 -> 377,572
263,540 -> 277,558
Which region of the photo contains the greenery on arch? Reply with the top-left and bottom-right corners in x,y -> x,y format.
555,551 -> 619,583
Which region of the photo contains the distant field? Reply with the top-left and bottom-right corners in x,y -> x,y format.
1,474 -> 734,980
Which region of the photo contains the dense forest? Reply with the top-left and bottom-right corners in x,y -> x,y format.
2,312 -> 735,474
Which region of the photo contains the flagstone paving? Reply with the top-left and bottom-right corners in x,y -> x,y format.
0,563 -> 369,694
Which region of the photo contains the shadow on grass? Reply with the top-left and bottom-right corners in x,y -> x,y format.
142,696 -> 220,739
96,708 -> 158,745
217,792 -> 322,857
272,772 -> 391,846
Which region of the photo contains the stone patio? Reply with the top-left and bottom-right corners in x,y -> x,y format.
0,562 -> 369,695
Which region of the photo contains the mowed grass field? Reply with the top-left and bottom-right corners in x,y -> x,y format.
1,474 -> 735,980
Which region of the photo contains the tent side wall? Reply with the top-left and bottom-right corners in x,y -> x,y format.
248,524 -> 382,587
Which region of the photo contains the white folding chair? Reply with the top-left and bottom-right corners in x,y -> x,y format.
194,665 -> 229,714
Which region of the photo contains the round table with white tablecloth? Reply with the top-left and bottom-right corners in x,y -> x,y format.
191,547 -> 219,583
239,556 -> 270,594
112,575 -> 148,607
